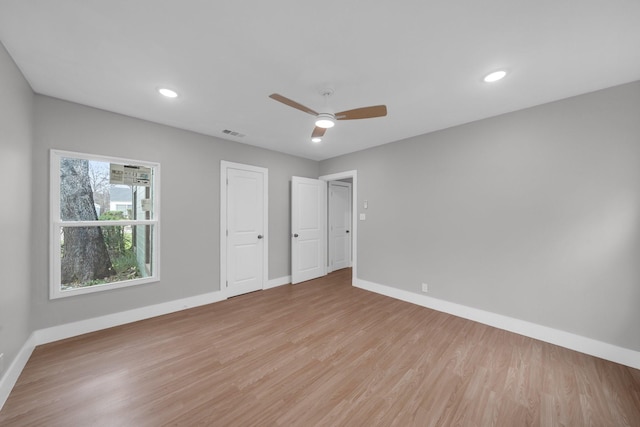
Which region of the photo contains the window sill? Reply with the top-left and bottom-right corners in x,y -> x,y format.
50,276 -> 160,299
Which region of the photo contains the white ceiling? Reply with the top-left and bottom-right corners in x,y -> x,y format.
1,1 -> 639,161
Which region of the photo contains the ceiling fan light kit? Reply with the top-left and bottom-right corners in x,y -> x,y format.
269,91 -> 387,143
315,113 -> 335,128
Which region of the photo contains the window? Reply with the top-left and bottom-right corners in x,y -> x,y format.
50,150 -> 160,299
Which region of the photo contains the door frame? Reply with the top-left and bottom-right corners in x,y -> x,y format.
328,180 -> 352,273
319,170 -> 358,284
220,161 -> 269,297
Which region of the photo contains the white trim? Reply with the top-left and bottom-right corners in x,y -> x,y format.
5,277 -> 638,410
58,220 -> 156,227
0,334 -> 36,412
50,149 -> 160,169
265,276 -> 291,289
0,289 -> 225,411
50,149 -> 161,299
319,171 -> 357,284
220,161 -> 269,297
55,276 -> 160,298
35,290 -> 226,345
355,278 -> 640,370
327,181 -> 352,273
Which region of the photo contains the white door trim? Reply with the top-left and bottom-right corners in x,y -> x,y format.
328,181 -> 352,273
220,161 -> 268,297
319,170 -> 357,284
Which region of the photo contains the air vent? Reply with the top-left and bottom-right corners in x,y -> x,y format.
222,129 -> 245,138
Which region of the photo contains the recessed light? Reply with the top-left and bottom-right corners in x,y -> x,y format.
483,70 -> 507,83
158,88 -> 178,98
311,137 -> 322,143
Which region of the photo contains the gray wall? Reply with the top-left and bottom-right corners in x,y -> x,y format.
320,81 -> 640,351
0,43 -> 33,371
31,96 -> 318,329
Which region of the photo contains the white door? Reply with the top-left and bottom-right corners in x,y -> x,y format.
224,164 -> 267,297
329,181 -> 352,272
291,176 -> 326,284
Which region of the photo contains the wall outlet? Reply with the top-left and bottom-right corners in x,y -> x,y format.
421,283 -> 429,293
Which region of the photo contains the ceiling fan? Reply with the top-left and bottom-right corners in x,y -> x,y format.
269,89 -> 387,142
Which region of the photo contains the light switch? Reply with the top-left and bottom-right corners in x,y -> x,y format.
364,200 -> 368,209
359,213 -> 366,221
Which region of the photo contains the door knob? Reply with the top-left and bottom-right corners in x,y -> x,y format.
257,234 -> 263,239
293,233 -> 299,238
346,230 -> 350,233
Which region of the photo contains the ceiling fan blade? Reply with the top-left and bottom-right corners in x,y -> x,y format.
312,126 -> 326,138
335,105 -> 387,120
269,93 -> 318,116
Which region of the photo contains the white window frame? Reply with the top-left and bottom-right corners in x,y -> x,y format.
50,149 -> 160,299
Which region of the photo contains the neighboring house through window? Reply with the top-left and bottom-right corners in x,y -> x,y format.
111,186 -> 134,218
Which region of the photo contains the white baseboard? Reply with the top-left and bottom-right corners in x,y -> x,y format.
1,289 -> 226,411
2,289 -> 228,411
355,278 -> 640,370
265,276 -> 291,289
35,290 -> 226,345
0,333 -> 36,412
5,277 -> 637,412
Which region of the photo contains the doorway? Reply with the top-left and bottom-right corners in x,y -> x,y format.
319,170 -> 358,284
328,180 -> 352,272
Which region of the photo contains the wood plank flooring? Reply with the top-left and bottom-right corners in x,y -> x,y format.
2,268 -> 639,426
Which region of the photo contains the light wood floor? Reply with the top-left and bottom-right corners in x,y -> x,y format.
2,268 -> 639,426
